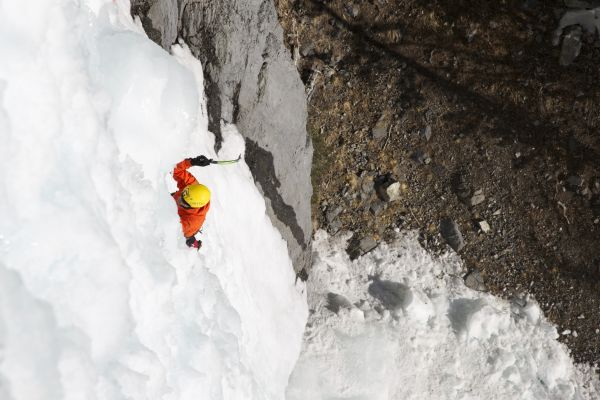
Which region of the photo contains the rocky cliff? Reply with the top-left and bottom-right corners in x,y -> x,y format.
131,0 -> 313,272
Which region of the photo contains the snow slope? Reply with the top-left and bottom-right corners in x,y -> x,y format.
287,231 -> 600,400
0,1 -> 306,399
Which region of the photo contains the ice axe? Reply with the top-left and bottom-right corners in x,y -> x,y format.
211,154 -> 241,165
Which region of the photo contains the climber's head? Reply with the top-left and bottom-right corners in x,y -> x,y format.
180,184 -> 210,209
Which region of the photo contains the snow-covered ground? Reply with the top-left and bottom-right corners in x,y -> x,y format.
0,1 -> 306,399
1,1 -> 599,400
287,231 -> 600,400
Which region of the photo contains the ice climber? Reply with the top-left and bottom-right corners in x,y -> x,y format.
172,155 -> 213,249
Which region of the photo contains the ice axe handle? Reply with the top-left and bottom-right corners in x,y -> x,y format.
211,154 -> 241,165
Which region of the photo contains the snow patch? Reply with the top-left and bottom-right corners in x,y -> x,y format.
287,230 -> 600,400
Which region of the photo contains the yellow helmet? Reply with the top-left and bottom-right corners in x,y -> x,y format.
182,184 -> 210,208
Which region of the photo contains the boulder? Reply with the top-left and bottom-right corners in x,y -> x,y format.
385,182 -> 402,202
374,174 -> 400,202
372,111 -> 391,141
464,269 -> 487,292
370,199 -> 386,216
477,220 -> 491,233
359,236 -> 378,254
347,235 -> 378,259
440,218 -> 465,252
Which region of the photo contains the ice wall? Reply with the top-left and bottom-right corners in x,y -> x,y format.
130,0 -> 313,273
0,1 -> 307,399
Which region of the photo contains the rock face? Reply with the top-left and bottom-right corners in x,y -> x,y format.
131,0 -> 313,271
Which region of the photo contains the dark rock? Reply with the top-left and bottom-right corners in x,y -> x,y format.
591,176 -> 600,195
452,172 -> 471,202
359,236 -> 378,254
374,174 -> 397,202
372,126 -> 387,140
326,292 -> 353,313
325,206 -> 343,224
396,214 -> 407,228
431,162 -> 448,178
371,114 -> 389,141
564,1 -> 600,8
569,136 -> 584,157
521,0 -> 540,9
370,199 -> 386,216
512,295 -> 527,308
560,26 -> 582,66
591,195 -> 600,216
452,173 -> 484,206
440,218 -> 465,252
295,268 -> 308,283
328,218 -> 343,235
130,0 -> 179,49
300,43 -> 315,57
360,174 -> 375,201
566,175 -> 584,191
412,150 -> 431,165
464,270 -> 487,292
347,235 -> 378,259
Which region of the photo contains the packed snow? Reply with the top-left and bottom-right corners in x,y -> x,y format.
287,231 -> 600,400
0,1 -> 306,399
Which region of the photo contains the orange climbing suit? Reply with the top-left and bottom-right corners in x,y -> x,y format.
171,159 -> 211,238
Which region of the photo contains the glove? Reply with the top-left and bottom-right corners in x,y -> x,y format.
189,155 -> 212,167
185,236 -> 202,250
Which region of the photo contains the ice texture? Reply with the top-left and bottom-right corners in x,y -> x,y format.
0,1 -> 306,399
